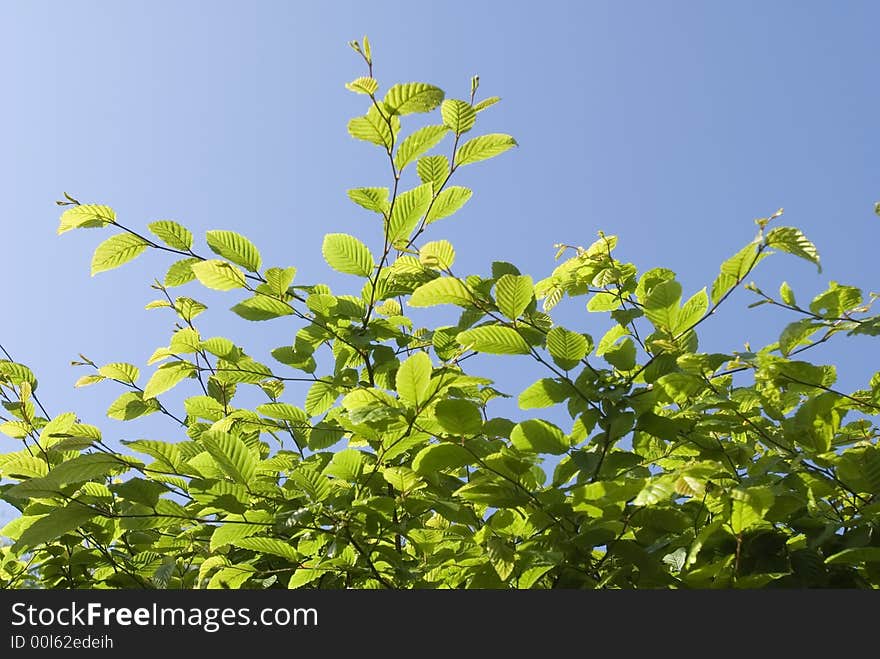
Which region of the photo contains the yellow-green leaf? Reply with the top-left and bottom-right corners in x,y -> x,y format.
495,274 -> 533,320
90,233 -> 149,275
206,230 -> 262,272
425,186 -> 472,225
456,326 -> 530,355
148,220 -> 193,251
143,362 -> 194,399
419,240 -> 456,270
58,204 -> 114,234
191,259 -> 246,291
417,155 -> 449,192
454,133 -> 517,166
389,184 -> 433,243
383,82 -> 444,115
395,125 -> 448,171
345,76 -> 378,95
510,419 -> 568,454
409,277 -> 473,308
546,327 -> 589,370
441,99 -> 477,135
412,443 -> 473,475
347,187 -> 389,213
396,352 -> 432,406
322,233 -> 375,277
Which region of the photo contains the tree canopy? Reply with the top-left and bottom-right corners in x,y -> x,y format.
2,39 -> 879,589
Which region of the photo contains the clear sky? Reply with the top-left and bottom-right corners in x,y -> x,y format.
2,1 -> 878,526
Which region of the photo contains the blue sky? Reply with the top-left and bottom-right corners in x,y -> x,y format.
2,1 -> 878,525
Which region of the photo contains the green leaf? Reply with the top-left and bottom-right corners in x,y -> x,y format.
510,419 -> 568,454
288,568 -> 328,589
210,522 -> 262,552
170,328 -> 201,354
675,288 -> 708,334
232,536 -> 300,561
389,183 -> 433,242
231,296 -> 293,321
394,125 -> 448,171
546,327 -> 588,370
37,412 -> 77,447
14,504 -> 97,552
347,187 -> 390,213
604,338 -> 636,371
305,381 -> 338,416
487,537 -> 515,581
185,395 -> 225,420
779,319 -> 819,356
633,477 -> 676,506
382,466 -> 425,493
121,439 -> 181,470
344,76 -> 378,95
419,240 -> 456,270
264,267 -> 297,296
322,233 -> 375,277
454,478 -> 529,507
766,226 -> 821,272
519,565 -> 553,589
90,233 -> 149,275
396,352 -> 433,406
441,99 -> 477,135
0,421 -> 30,438
456,326 -> 530,355
656,372 -> 706,405
201,336 -> 237,359
148,220 -> 193,250
729,487 -> 774,534
164,257 -> 199,287
383,82 -> 444,115
425,186 -> 472,225
825,547 -> 880,566
0,361 -> 38,389
201,430 -> 257,485
472,96 -> 501,114
809,282 -> 862,318
257,402 -> 308,423
45,453 -> 131,487
1,454 -> 49,478
495,274 -> 533,320
98,362 -> 139,384
412,443 -> 473,475
58,204 -> 115,234
323,448 -> 363,481
417,155 -> 449,192
206,563 -> 256,589
409,277 -> 473,308
587,292 -> 622,312
644,280 -> 682,331
434,399 -> 483,435
348,104 -> 399,149
779,281 -> 796,306
107,391 -> 160,420
711,242 -> 764,304
143,362 -> 194,399
191,259 -> 246,290
454,133 -> 517,166
206,230 -> 262,272
788,393 -> 838,453
518,378 -> 570,409
175,296 -> 207,322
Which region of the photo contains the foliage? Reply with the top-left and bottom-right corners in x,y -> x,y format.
2,39 -> 880,589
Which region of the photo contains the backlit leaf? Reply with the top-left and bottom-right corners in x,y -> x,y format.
90,233 -> 149,275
